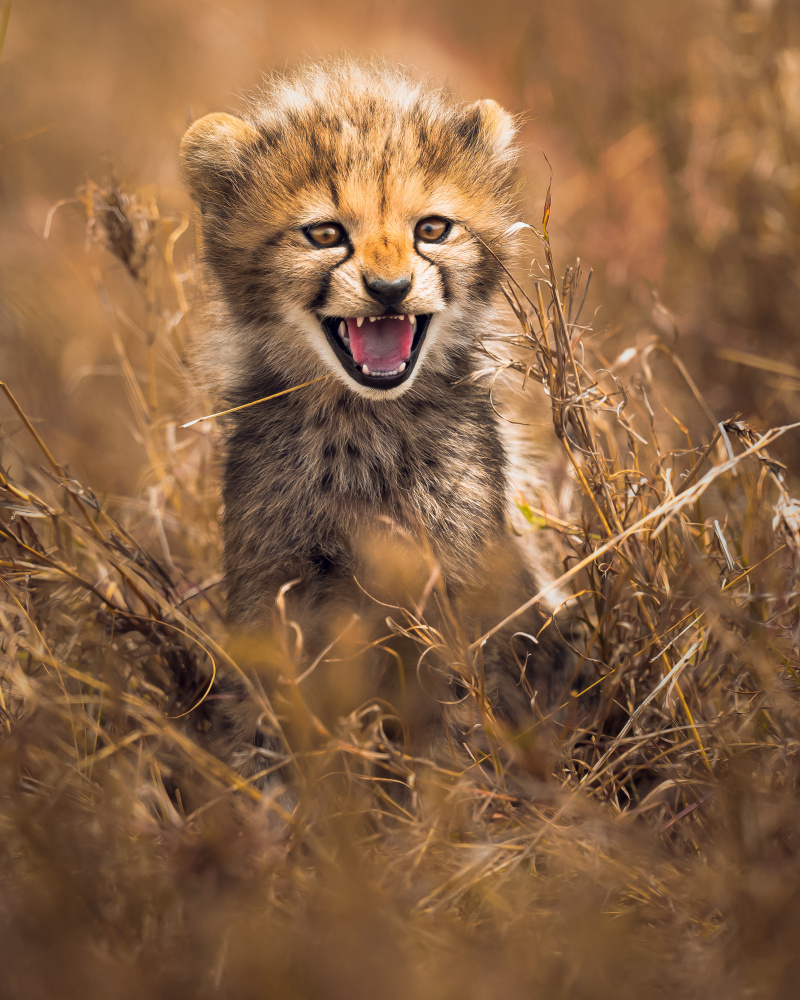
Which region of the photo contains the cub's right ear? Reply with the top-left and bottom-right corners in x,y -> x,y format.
180,113 -> 262,209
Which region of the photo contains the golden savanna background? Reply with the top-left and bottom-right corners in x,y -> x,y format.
3,1 -> 800,997
5,0 -> 800,488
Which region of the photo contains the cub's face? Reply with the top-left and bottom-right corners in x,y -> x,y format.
181,64 -> 518,400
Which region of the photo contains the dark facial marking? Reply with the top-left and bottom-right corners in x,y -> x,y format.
414,246 -> 452,305
309,243 -> 354,311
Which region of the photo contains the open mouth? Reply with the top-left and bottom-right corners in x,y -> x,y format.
319,314 -> 432,389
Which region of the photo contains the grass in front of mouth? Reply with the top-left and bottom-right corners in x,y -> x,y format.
1,177 -> 800,998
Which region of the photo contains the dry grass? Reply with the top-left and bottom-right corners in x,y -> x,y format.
2,178 -> 800,999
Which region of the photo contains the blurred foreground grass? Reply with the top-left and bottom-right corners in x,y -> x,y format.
1,180 -> 800,998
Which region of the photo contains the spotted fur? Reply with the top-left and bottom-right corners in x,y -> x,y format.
181,60 -> 573,777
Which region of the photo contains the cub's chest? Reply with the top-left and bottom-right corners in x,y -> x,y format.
292,400 -> 501,503
228,387 -> 508,535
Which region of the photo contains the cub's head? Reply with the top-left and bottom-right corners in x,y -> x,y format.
181,61 -> 519,400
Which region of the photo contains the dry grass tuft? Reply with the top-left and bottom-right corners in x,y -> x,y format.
2,178 -> 800,999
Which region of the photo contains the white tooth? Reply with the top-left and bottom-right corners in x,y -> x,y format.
397,362 -> 406,373
369,316 -> 377,323
410,316 -> 417,333
338,321 -> 347,338
356,317 -> 364,328
362,364 -> 371,375
343,335 -> 350,345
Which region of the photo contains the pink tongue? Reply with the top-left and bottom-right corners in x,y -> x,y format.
346,317 -> 413,370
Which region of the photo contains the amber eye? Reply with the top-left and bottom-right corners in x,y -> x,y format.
414,216 -> 450,242
305,222 -> 347,248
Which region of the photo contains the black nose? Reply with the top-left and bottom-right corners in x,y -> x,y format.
363,275 -> 412,308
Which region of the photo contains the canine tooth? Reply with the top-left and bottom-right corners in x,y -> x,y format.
356,317 -> 364,328
410,316 -> 417,333
362,364 -> 371,375
338,321 -> 347,338
397,361 -> 406,373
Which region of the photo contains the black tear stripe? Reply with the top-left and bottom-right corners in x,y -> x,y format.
308,243 -> 354,312
309,270 -> 332,313
415,247 -> 452,305
471,240 -> 504,303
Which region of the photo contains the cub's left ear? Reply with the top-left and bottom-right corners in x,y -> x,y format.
465,98 -> 518,160
180,112 -> 262,211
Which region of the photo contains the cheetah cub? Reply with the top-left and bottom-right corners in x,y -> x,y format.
180,60 -> 573,777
